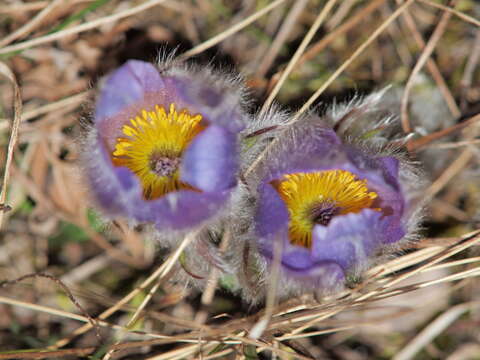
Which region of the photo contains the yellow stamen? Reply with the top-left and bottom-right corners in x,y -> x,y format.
274,170 -> 378,249
112,103 -> 204,200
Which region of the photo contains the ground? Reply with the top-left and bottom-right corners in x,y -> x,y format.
0,1 -> 479,359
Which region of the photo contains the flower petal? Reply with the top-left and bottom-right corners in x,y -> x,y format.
136,190 -> 228,230
312,209 -> 384,272
255,183 -> 290,239
180,125 -> 238,192
164,75 -> 245,133
95,60 -> 164,122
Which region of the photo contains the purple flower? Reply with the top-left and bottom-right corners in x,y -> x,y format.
81,59 -> 246,230
251,114 -> 419,293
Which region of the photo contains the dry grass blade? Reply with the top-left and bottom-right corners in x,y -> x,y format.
0,295 -> 97,324
393,302 -> 480,360
0,0 -> 63,47
365,231 -> 480,296
407,113 -> 480,151
244,0 -> 414,180
0,91 -> 88,128
460,29 -> 480,100
102,278 -> 164,360
395,0 -> 460,119
0,0 -> 169,55
297,0 -> 387,68
179,0 -> 288,60
50,230 -> 199,349
0,2 -> 49,14
296,0 -> 415,118
366,246 -> 446,277
428,139 -> 480,149
425,148 -> 473,199
0,62 -> 22,229
255,0 -> 309,78
275,231 -> 480,338
194,229 -> 231,325
261,0 -> 339,113
229,334 -> 314,360
0,273 -> 101,342
101,228 -> 200,359
250,236 -> 283,340
418,0 -> 480,27
400,2 -> 456,133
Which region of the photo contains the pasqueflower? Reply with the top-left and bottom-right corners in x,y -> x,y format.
249,108 -> 420,295
81,59 -> 246,230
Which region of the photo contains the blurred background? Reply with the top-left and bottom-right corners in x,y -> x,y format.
0,0 -> 479,359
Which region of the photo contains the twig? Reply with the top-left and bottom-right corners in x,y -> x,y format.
296,0 -> 415,118
417,0 -> 480,27
0,273 -> 101,343
0,62 -> 22,229
255,0 -> 309,78
261,0 -> 339,114
400,2 -> 457,133
407,113 -> 480,151
0,0 -> 169,55
50,230 -> 199,349
425,148 -> 473,200
0,0 -> 64,47
243,0 -> 415,180
393,302 -> 480,360
179,0 -> 289,60
395,0 -> 460,119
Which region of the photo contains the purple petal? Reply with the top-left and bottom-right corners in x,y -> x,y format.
299,261 -> 345,290
265,127 -> 344,182
312,210 -> 384,271
345,146 -> 401,191
381,215 -> 406,244
133,190 -> 228,230
278,259 -> 345,290
257,232 -> 346,289
164,76 -> 245,133
87,138 -> 230,229
95,60 -> 164,122
180,125 -> 238,192
83,137 -> 132,215
255,183 -> 290,239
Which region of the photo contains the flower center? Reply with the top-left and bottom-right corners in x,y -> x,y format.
149,153 -> 180,177
112,103 -> 204,200
273,170 -> 378,249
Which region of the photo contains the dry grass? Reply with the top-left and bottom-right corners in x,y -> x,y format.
0,0 -> 479,359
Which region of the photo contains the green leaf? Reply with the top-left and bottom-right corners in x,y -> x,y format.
48,0 -> 112,34
87,208 -> 104,232
360,128 -> 382,140
48,221 -> 89,248
208,343 -> 227,355
88,344 -> 110,359
244,345 -> 259,359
